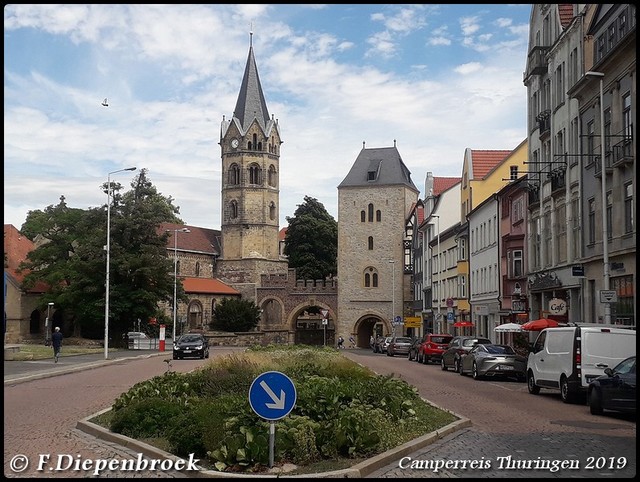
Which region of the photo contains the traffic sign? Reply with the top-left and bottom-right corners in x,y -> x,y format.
447,312 -> 454,322
249,371 -> 297,421
395,316 -> 402,323
321,309 -> 329,318
599,290 -> 618,303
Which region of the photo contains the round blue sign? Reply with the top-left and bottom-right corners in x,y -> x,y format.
249,371 -> 297,421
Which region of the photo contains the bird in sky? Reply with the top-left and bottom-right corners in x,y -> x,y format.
101,98 -> 108,107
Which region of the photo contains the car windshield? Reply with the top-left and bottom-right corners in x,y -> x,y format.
431,336 -> 452,344
395,337 -> 412,344
179,335 -> 203,343
485,345 -> 515,355
463,338 -> 490,347
613,357 -> 636,375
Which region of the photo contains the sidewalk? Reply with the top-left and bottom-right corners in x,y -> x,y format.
3,348 -> 170,385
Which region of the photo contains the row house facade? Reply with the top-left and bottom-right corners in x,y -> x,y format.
525,4 -> 636,327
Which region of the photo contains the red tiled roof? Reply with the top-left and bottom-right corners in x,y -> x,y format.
3,224 -> 47,292
433,177 -> 461,196
279,227 -> 287,241
182,277 -> 240,295
470,150 -> 512,180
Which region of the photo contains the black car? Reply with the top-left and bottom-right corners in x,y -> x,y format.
173,333 -> 209,360
588,356 -> 636,416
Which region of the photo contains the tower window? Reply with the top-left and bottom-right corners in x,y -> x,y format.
249,163 -> 262,184
228,164 -> 240,185
230,200 -> 238,219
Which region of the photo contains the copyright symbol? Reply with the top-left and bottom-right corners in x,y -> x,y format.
10,454 -> 29,472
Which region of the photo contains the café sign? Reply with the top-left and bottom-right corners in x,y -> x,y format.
549,298 -> 567,316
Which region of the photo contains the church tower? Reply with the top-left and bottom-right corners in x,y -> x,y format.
218,33 -> 285,299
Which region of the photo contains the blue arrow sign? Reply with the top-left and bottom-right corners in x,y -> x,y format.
249,371 -> 297,421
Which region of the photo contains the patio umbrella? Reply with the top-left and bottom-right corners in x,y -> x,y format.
494,322 -> 523,333
521,318 -> 560,331
453,321 -> 474,327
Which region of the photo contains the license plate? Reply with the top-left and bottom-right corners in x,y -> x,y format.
498,365 -> 513,370
183,349 -> 191,353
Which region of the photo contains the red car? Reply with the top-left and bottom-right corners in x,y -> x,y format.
418,334 -> 453,364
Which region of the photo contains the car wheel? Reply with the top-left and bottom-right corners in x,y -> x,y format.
527,371 -> 540,394
560,376 -> 577,404
589,388 -> 603,415
441,357 -> 447,371
454,358 -> 461,374
472,362 -> 481,380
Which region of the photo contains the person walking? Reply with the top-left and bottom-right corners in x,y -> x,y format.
337,336 -> 344,349
51,326 -> 63,363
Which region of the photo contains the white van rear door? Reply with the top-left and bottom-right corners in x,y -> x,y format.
580,329 -> 636,385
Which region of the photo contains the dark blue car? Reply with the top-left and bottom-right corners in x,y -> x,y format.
588,356 -> 636,416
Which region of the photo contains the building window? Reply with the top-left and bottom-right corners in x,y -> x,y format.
556,204 -> 567,263
571,197 -> 580,260
512,197 -> 523,223
509,250 -> 523,278
510,166 -> 518,180
376,210 -> 381,222
249,163 -> 261,184
269,202 -> 276,221
364,267 -> 379,288
368,236 -> 374,250
361,210 -> 365,222
458,274 -> 466,299
368,204 -> 374,222
612,275 -> 634,326
458,238 -> 466,261
624,183 -> 633,234
622,93 -> 631,137
230,200 -> 239,220
543,211 -> 552,267
588,198 -> 595,245
228,164 -> 240,185
367,170 -> 376,181
195,262 -> 200,277
586,120 -> 595,165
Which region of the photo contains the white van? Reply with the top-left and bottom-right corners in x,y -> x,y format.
526,324 -> 636,403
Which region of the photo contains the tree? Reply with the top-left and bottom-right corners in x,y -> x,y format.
283,196 -> 337,280
19,169 -> 183,339
212,297 -> 261,332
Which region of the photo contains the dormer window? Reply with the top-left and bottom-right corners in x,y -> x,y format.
367,170 -> 376,181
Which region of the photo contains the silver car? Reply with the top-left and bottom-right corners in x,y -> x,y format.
459,344 -> 526,381
387,336 -> 413,357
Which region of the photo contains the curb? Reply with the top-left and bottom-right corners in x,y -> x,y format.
76,406 -> 471,478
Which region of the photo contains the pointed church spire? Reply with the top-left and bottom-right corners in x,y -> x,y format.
233,32 -> 270,133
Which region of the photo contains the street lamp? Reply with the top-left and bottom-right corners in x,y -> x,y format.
168,227 -> 191,342
45,302 -> 54,345
585,71 -> 610,324
431,215 -> 441,332
104,167 -> 137,360
388,260 -> 396,335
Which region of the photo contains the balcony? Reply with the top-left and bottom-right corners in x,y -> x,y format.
593,153 -> 613,177
611,137 -> 633,167
524,46 -> 549,80
550,169 -> 566,195
536,110 -> 551,138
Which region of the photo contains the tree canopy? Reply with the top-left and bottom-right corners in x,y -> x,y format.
283,195 -> 337,281
212,297 -> 261,332
19,168 -> 184,339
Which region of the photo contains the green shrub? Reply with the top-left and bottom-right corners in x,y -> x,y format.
110,398 -> 186,438
112,371 -> 199,412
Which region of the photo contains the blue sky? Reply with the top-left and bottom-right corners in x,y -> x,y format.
4,4 -> 532,231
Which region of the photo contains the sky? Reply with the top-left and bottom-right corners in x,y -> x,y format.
4,4 -> 533,232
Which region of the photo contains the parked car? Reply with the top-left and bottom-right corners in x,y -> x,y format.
418,334 -> 453,364
124,331 -> 152,349
459,344 -> 526,381
588,356 -> 636,416
173,333 -> 209,360
375,336 -> 393,354
441,336 -> 491,373
387,336 -> 413,357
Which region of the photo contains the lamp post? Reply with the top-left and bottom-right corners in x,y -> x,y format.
105,167 -> 137,360
431,215 -> 441,332
585,71 -> 610,324
388,260 -> 396,336
45,302 -> 54,345
168,227 -> 191,342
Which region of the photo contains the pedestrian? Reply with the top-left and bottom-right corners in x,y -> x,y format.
369,335 -> 375,349
337,336 -> 344,349
52,326 -> 63,363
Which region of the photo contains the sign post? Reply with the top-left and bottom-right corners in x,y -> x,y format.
249,371 -> 297,467
321,310 -> 329,346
